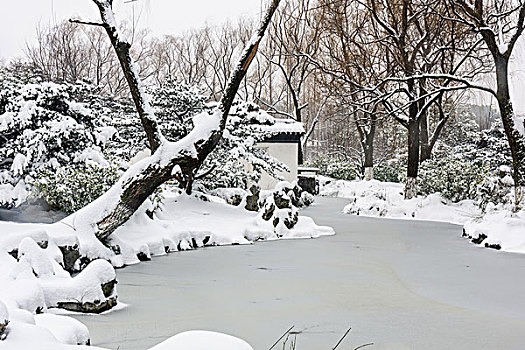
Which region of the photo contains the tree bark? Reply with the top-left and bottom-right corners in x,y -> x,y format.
363,126 -> 375,181
419,110 -> 431,162
68,0 -> 282,243
494,55 -> 525,210
405,100 -> 420,199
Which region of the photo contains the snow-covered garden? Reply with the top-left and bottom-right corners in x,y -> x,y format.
1,0 -> 525,349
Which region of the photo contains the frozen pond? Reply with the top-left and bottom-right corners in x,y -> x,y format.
73,197 -> 525,349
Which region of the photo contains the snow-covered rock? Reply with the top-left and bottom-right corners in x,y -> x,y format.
148,330 -> 254,350
34,313 -> 90,345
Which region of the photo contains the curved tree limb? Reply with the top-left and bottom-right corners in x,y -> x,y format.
62,0 -> 281,243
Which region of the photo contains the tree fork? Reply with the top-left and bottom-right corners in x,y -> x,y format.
85,0 -> 281,242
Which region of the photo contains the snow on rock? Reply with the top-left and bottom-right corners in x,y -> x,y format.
0,299 -> 8,340
40,259 -> 117,313
209,187 -> 248,206
321,178 -> 525,254
0,319 -> 106,350
34,313 -> 90,345
148,330 -> 254,350
463,209 -> 525,253
110,190 -> 333,264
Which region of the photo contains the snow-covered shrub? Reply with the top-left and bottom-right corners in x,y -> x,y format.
308,156 -> 358,180
30,164 -> 120,213
477,165 -> 515,210
419,157 -> 487,202
420,120 -> 513,205
195,100 -> 289,190
112,80 -> 287,191
373,158 -> 406,183
0,66 -> 116,208
150,79 -> 206,141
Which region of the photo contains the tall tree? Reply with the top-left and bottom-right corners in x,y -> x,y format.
448,0 -> 525,210
64,0 -> 281,243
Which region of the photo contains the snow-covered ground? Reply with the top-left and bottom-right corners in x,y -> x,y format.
0,187 -> 333,349
320,177 -> 525,254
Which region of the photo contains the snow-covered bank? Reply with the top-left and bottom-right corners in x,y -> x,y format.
0,187 -> 333,349
320,178 -> 525,254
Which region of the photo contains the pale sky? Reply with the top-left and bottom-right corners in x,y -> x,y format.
0,0 -> 263,59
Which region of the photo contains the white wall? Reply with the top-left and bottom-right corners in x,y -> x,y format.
255,142 -> 298,190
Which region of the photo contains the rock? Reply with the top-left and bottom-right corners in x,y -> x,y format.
284,210 -> 299,229
485,242 -> 502,250
0,301 -> 8,341
472,233 -> 488,245
229,194 -> 244,206
298,175 -> 318,195
57,296 -> 117,314
245,184 -> 260,212
273,191 -> 291,209
136,252 -> 151,261
101,280 -> 118,298
301,191 -> 314,206
0,320 -> 7,341
77,257 -> 92,271
58,244 -> 81,273
261,202 -> 275,221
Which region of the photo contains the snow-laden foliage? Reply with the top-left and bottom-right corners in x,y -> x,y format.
196,100 -> 288,190
420,120 -> 513,205
108,80 -> 288,191
307,156 -> 359,180
29,164 -> 120,214
0,67 -> 115,208
419,157 -> 487,203
373,158 -> 406,183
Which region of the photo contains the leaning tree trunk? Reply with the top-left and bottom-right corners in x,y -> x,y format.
495,55 -> 525,211
62,0 -> 282,243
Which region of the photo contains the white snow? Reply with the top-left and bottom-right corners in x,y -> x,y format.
321,177 -> 525,254
0,182 -> 332,349
34,313 -> 90,345
255,117 -> 305,135
0,299 -> 8,324
148,330 -> 254,350
110,189 -> 333,265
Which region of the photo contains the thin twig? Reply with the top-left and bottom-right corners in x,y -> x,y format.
332,327 -> 352,350
354,343 -> 374,350
269,325 -> 295,350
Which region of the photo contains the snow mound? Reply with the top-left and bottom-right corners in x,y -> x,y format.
34,313 -> 90,345
148,330 -> 254,350
323,179 -> 480,224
